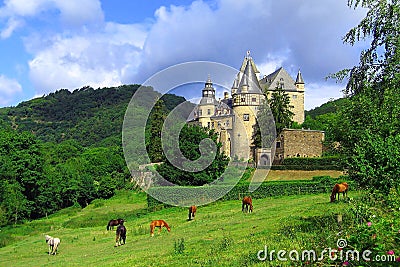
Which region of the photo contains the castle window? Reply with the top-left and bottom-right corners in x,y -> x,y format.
252,97 -> 257,102
211,122 -> 215,128
243,114 -> 249,121
226,120 -> 230,126
207,109 -> 211,115
241,98 -> 245,102
218,122 -> 221,127
199,109 -> 202,116
292,95 -> 298,99
276,141 -> 281,148
207,122 -> 210,128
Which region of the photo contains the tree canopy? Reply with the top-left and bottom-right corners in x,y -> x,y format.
335,0 -> 400,193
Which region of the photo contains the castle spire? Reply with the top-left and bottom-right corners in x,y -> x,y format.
295,69 -> 304,84
237,58 -> 262,94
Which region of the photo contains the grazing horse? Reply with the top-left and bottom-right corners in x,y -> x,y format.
107,218 -> 124,230
242,196 -> 253,213
188,205 -> 197,220
330,182 -> 349,202
45,235 -> 61,255
150,220 -> 171,237
115,220 -> 127,247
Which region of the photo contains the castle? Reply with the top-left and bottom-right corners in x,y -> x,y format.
189,52 -> 323,165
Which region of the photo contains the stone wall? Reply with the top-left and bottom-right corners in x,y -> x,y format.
275,128 -> 324,162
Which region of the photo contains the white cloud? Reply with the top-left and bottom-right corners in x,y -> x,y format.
0,0 -> 367,109
0,0 -> 104,37
0,17 -> 24,39
305,82 -> 345,110
0,75 -> 22,106
137,0 -> 361,81
134,0 -> 366,109
28,24 -> 146,93
0,0 -> 146,94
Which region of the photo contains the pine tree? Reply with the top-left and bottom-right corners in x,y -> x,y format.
267,86 -> 294,136
146,100 -> 167,163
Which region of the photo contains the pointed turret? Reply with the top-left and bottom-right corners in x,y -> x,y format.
231,76 -> 239,95
295,69 -> 305,93
237,58 -> 262,94
295,69 -> 304,84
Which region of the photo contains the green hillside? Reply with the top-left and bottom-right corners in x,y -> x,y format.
305,98 -> 348,119
0,85 -> 187,147
0,190 -> 363,267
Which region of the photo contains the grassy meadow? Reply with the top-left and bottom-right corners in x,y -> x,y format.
0,187 -> 361,267
266,170 -> 344,181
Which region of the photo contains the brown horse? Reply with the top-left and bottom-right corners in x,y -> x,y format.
107,218 -> 124,230
114,220 -> 126,247
188,205 -> 197,220
242,196 -> 253,213
330,182 -> 349,202
150,220 -> 171,237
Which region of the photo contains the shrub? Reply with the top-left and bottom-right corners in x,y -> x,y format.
174,238 -> 185,254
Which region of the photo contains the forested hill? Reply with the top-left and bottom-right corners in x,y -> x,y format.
0,85 -> 186,147
305,98 -> 348,119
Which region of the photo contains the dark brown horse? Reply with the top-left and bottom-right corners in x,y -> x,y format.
107,218 -> 124,230
242,196 -> 253,213
330,182 -> 349,202
150,220 -> 171,237
188,205 -> 197,220
115,220 -> 126,247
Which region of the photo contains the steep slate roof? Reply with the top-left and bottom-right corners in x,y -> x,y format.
236,58 -> 263,94
259,67 -> 298,92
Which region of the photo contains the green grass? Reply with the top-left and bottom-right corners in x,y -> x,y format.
266,170 -> 344,181
0,190 -> 362,266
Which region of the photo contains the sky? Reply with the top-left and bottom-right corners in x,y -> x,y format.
0,0 -> 367,110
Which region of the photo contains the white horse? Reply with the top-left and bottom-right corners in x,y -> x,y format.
45,235 -> 61,255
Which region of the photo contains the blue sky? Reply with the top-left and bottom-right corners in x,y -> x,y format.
0,0 -> 367,109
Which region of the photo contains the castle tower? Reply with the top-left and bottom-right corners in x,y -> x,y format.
197,76 -> 217,128
231,54 -> 265,160
293,70 -> 305,123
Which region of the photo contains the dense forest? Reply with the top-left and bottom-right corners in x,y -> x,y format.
0,85 -> 187,225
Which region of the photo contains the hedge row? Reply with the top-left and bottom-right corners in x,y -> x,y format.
270,165 -> 340,170
146,176 -> 354,208
273,156 -> 345,170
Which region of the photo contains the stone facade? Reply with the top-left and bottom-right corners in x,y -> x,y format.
274,128 -> 325,164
